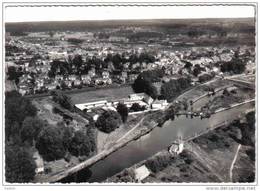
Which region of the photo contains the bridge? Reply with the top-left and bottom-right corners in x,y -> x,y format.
226,78 -> 255,90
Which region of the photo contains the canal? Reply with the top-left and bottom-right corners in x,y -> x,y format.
62,101 -> 254,183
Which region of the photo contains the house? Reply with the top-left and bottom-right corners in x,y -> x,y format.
68,75 -> 77,81
49,51 -> 67,60
46,83 -> 57,90
74,79 -> 81,86
64,80 -> 72,88
94,78 -> 112,85
81,75 -> 91,85
102,70 -> 110,79
55,75 -> 63,81
212,67 -> 220,74
123,62 -> 130,70
143,96 -> 154,106
152,100 -> 168,110
134,165 -> 150,182
128,74 -> 138,82
35,79 -> 44,89
131,62 -> 140,69
128,93 -> 146,101
19,87 -> 28,96
88,68 -> 96,78
75,100 -> 108,111
124,100 -> 148,109
121,71 -> 128,79
141,62 -> 147,69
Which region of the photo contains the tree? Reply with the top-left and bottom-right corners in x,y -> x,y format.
55,122 -> 77,153
51,91 -> 73,111
116,103 -> 129,123
72,54 -> 83,69
20,117 -> 45,145
36,125 -> 66,161
146,83 -> 158,99
49,31 -> 55,37
220,53 -> 246,74
112,53 -> 123,70
7,66 -> 21,84
96,110 -> 122,133
132,70 -> 161,98
183,61 -> 192,69
68,131 -> 92,157
5,144 -> 36,183
161,78 -> 191,102
5,91 -> 37,140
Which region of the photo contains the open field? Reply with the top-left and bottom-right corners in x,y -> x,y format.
69,86 -> 134,104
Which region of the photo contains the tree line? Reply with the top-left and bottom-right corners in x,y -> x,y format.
48,52 -> 156,78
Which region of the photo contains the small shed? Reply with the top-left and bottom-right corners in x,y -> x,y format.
33,151 -> 44,174
134,165 -> 150,182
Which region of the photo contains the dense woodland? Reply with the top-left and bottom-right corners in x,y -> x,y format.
5,91 -> 96,182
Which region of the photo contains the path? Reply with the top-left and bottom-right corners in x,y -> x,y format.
116,117 -> 145,143
230,144 -> 241,182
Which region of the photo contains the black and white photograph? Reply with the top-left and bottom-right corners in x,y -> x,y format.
1,1 -> 258,189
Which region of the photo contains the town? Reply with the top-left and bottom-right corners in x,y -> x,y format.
5,18 -> 256,184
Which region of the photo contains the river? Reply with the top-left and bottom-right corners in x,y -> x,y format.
61,101 -> 254,183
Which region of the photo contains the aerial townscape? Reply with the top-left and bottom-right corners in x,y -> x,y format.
5,18 -> 255,184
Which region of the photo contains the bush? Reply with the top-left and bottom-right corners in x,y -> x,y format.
145,155 -> 172,173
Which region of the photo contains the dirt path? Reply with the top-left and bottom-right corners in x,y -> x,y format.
116,117 -> 145,143
230,144 -> 241,182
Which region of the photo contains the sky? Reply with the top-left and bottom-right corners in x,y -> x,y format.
5,4 -> 255,23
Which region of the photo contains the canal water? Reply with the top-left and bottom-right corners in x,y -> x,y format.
62,102 -> 254,183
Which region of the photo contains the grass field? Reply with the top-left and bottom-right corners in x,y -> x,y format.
69,86 -> 135,104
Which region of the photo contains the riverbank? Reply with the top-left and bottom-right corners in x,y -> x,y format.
107,110 -> 255,183
35,78 -> 254,183
37,110 -> 163,183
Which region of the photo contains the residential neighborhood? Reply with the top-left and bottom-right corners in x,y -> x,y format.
4,6 -> 256,186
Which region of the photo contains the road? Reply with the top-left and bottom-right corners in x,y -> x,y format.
230,144 -> 241,182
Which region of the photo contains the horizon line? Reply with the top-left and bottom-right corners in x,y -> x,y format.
5,17 -> 255,24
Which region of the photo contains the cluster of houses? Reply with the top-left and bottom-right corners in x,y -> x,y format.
75,93 -> 169,121
6,32 -> 255,96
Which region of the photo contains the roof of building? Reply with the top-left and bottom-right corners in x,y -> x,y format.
134,165 -> 150,182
